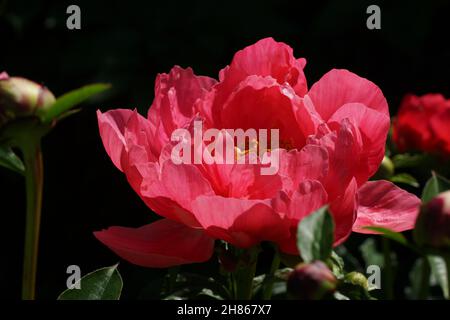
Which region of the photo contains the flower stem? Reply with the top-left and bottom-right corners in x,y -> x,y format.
417,256 -> 430,300
21,141 -> 43,300
234,247 -> 259,300
382,238 -> 394,300
261,247 -> 280,300
444,254 -> 450,300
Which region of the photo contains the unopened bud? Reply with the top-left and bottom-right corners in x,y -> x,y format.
414,190 -> 450,249
343,271 -> 369,290
0,72 -> 55,124
287,261 -> 337,300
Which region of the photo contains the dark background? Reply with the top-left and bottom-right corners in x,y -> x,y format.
0,0 -> 449,299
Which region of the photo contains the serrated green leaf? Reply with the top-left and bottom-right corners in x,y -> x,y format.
362,226 -> 409,246
57,264 -> 122,300
421,172 -> 450,203
389,173 -> 419,188
39,83 -> 111,123
0,145 -> 24,174
297,205 -> 334,263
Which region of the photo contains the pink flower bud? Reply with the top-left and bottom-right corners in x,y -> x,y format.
287,260 -> 337,300
0,72 -> 55,125
414,190 -> 450,248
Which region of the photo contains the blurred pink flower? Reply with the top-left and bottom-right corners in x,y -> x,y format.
393,93 -> 450,156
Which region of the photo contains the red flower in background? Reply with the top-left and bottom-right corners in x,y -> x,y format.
95,38 -> 420,267
393,94 -> 450,156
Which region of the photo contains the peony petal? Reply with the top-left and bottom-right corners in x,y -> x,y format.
309,121 -> 362,200
94,219 -> 215,268
159,160 -> 215,212
220,75 -> 311,149
307,69 -> 388,121
97,109 -> 134,171
353,180 -> 421,233
430,107 -> 450,155
220,37 -> 308,96
205,38 -> 308,126
120,145 -> 209,228
328,103 -> 390,183
192,195 -> 290,248
393,94 -> 436,153
330,178 -> 358,245
148,65 -> 216,144
278,145 -> 329,193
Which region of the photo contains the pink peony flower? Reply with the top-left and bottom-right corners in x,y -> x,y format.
95,38 -> 420,267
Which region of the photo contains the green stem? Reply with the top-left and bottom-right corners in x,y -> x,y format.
234,247 -> 259,300
444,255 -> 450,300
230,272 -> 236,299
261,248 -> 280,300
21,142 -> 43,300
166,266 -> 179,293
417,257 -> 430,300
382,238 -> 394,300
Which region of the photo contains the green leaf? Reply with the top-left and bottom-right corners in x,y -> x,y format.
405,258 -> 430,300
359,238 -> 384,269
389,173 -> 419,188
57,264 -> 123,300
362,226 -> 409,246
330,251 -> 345,279
297,205 -> 334,263
0,145 -> 25,174
427,255 -> 449,299
39,83 -> 111,123
421,172 -> 450,203
392,153 -> 429,169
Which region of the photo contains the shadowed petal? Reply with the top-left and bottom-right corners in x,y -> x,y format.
94,219 -> 215,268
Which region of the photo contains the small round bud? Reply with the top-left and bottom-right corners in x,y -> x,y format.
0,72 -> 55,124
287,260 -> 337,300
414,190 -> 450,249
343,271 -> 369,290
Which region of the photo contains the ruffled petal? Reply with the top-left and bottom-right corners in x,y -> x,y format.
307,69 -> 388,121
220,37 -> 307,96
97,109 -> 134,171
148,66 -> 216,147
192,195 -> 290,248
328,102 -> 390,182
220,75 -> 311,149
